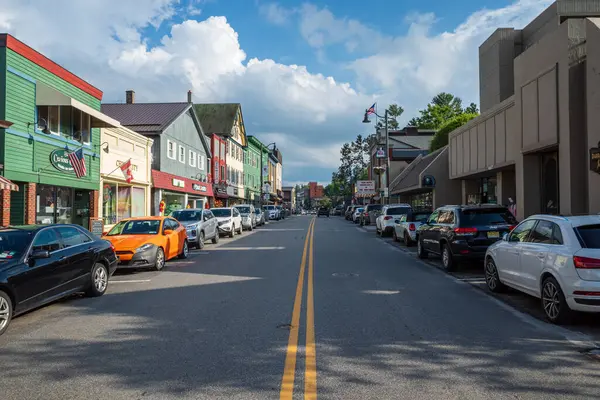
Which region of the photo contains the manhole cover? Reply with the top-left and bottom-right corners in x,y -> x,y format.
277,324 -> 292,330
584,348 -> 600,361
332,273 -> 359,277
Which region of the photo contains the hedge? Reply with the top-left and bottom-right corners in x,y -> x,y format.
429,113 -> 479,152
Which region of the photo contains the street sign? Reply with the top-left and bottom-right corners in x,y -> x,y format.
383,188 -> 388,197
376,148 -> 386,158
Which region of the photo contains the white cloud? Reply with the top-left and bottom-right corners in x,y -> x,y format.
259,2 -> 294,26
0,0 -> 556,185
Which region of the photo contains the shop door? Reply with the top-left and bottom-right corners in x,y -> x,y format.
73,190 -> 90,230
541,152 -> 559,215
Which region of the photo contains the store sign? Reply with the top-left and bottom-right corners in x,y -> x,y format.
116,160 -> 138,172
590,143 -> 600,174
376,147 -> 386,158
49,149 -> 74,172
422,175 -> 436,187
356,180 -> 376,194
172,179 -> 185,188
192,183 -> 207,192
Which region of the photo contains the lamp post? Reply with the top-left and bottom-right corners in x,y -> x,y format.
260,142 -> 276,208
363,108 -> 390,204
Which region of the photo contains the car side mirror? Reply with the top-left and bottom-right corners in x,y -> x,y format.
30,249 -> 50,260
163,229 -> 173,235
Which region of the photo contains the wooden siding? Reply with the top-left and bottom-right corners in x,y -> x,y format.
3,48 -> 100,188
0,47 -> 5,120
449,96 -> 516,179
9,182 -> 25,224
244,142 -> 261,195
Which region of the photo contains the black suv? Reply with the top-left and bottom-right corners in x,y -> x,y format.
416,204 -> 517,271
317,207 -> 330,217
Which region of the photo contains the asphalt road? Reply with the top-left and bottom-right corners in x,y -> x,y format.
1,215 -> 600,399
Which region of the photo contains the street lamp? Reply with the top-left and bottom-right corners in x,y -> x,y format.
363,107 -> 391,205
260,142 -> 276,208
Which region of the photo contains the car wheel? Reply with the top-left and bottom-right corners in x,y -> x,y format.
212,232 -> 220,244
238,225 -> 243,234
249,224 -> 253,231
178,240 -> 189,259
485,257 -> 506,293
392,230 -> 398,242
542,276 -> 573,324
404,232 -> 413,247
155,247 -> 166,270
197,232 -> 205,249
441,243 -> 456,272
229,227 -> 235,238
86,262 -> 109,297
0,290 -> 13,336
417,238 -> 428,259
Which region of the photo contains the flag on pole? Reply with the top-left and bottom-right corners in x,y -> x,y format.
366,103 -> 376,115
120,159 -> 134,183
68,148 -> 87,178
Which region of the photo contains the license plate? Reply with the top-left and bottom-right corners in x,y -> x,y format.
487,231 -> 499,239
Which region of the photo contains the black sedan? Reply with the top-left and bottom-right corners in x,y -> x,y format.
0,224 -> 118,336
317,207 -> 330,217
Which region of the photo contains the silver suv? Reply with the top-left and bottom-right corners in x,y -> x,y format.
234,204 -> 257,231
171,208 -> 219,249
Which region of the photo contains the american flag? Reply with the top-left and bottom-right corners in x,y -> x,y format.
366,103 -> 376,115
68,148 -> 87,178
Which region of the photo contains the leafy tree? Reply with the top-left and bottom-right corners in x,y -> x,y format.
429,113 -> 478,151
464,102 -> 479,114
408,92 -> 467,129
375,103 -> 404,130
320,196 -> 332,209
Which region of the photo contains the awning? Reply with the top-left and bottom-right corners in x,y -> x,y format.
36,83 -> 121,129
355,192 -> 376,197
0,176 -> 18,191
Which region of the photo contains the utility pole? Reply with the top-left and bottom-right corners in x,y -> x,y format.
384,108 -> 390,205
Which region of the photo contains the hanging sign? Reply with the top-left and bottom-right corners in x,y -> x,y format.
50,149 -> 74,172
376,147 -> 386,158
422,175 -> 436,187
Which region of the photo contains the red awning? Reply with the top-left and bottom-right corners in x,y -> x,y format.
151,170 -> 213,197
0,176 -> 18,191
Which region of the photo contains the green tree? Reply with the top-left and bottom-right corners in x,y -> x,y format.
320,196 -> 332,209
375,103 -> 404,130
408,92 -> 466,129
464,102 -> 479,114
429,113 -> 478,151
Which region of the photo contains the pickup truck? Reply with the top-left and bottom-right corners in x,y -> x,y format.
393,210 -> 432,246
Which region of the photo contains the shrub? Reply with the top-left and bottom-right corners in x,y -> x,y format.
429,113 -> 478,152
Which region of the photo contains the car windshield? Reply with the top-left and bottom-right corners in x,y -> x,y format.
461,208 -> 517,225
211,209 -> 232,217
236,206 -> 251,213
356,208 -> 364,213
387,207 -> 411,216
107,220 -> 161,235
171,210 -> 202,221
367,204 -> 383,211
0,230 -> 34,261
575,224 -> 600,248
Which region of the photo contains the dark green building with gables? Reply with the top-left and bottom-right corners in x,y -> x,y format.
0,34 -> 120,228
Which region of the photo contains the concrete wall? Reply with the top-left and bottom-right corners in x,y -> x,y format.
449,97 -> 516,179
421,148 -> 462,207
585,18 -> 600,213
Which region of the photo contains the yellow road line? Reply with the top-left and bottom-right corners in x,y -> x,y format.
280,217 -> 315,400
305,215 -> 317,399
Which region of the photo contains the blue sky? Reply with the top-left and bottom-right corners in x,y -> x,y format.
1,0 -> 553,186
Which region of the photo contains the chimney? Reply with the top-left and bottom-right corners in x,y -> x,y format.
187,90 -> 192,103
126,90 -> 135,104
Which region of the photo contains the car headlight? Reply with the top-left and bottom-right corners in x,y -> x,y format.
135,243 -> 154,253
223,218 -> 231,224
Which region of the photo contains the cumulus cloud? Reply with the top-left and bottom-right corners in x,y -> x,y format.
0,0 -> 554,185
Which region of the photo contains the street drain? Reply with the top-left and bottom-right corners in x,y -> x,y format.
277,324 -> 293,330
332,273 -> 359,278
583,348 -> 600,361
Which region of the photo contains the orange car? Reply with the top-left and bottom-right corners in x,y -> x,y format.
102,216 -> 189,270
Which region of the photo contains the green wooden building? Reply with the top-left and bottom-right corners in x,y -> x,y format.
244,137 -> 262,206
0,34 -> 120,228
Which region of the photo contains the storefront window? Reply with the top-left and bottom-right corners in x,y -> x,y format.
37,185 -> 56,224
56,187 -> 72,224
164,193 -> 184,215
118,186 -> 132,220
103,184 -> 117,224
132,187 -> 145,217
36,185 -> 83,226
407,192 -> 433,211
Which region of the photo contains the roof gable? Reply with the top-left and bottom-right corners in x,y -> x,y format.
194,103 -> 239,137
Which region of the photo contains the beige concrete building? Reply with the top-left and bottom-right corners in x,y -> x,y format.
447,0 -> 600,219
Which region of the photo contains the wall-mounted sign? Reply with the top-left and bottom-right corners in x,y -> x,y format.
116,160 -> 138,172
172,178 -> 185,188
376,147 -> 386,158
422,175 -> 436,187
590,142 -> 600,175
233,188 -> 239,196
356,180 -> 375,193
192,183 -> 207,192
50,149 -> 74,172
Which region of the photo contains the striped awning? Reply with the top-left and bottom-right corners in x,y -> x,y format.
355,192 -> 376,197
0,176 -> 18,191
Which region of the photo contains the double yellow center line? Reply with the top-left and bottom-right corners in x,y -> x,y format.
280,217 -> 317,399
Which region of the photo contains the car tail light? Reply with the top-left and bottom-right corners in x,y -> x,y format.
384,216 -> 393,220
573,291 -> 600,296
110,243 -> 116,253
508,225 -> 516,231
364,212 -> 369,217
454,227 -> 477,235
573,256 -> 600,269
409,223 -> 416,231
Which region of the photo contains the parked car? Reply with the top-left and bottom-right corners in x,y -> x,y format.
0,224 -> 118,336
375,204 -> 412,236
345,206 -> 356,220
264,205 -> 280,220
317,207 -> 330,217
103,216 -> 189,270
485,214 -> 600,324
352,207 -> 364,223
171,208 -> 219,249
332,206 -> 344,216
234,204 -> 257,231
393,210 -> 432,246
360,204 -> 383,226
417,204 -> 517,271
211,207 -> 243,238
255,207 -> 266,226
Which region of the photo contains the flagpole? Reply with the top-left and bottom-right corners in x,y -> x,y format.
106,158 -> 132,178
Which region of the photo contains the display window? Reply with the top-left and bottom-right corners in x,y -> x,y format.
103,182 -> 148,224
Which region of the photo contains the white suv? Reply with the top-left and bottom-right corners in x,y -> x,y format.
485,214 -> 600,324
375,204 -> 412,236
